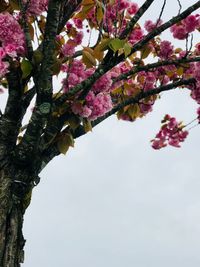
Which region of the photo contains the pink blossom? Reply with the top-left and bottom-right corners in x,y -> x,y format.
23,0 -> 48,16
92,73 -> 112,93
86,91 -> 95,104
151,115 -> 189,149
0,12 -> 25,54
152,139 -> 166,150
191,82 -> 200,104
144,20 -> 162,32
4,44 -> 17,58
73,32 -> 83,45
139,103 -> 153,114
170,24 -> 187,40
129,28 -> 144,45
71,93 -> 113,121
159,40 -> 174,59
184,15 -> 198,33
61,43 -> 75,57
195,43 -> 200,55
73,18 -> 83,29
0,48 -> 6,59
66,22 -> 73,31
127,3 -> 139,15
81,106 -> 92,117
194,62 -> 200,81
88,93 -> 113,120
71,102 -> 83,115
0,60 -> 9,78
68,73 -> 79,86
197,107 -> 200,123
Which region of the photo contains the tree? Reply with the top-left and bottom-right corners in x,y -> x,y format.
0,0 -> 200,266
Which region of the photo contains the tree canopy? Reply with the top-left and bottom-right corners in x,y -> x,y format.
0,0 -> 200,266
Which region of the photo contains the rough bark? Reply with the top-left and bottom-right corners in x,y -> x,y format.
0,166 -> 34,267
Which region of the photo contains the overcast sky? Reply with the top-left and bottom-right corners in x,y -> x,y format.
23,1 -> 200,266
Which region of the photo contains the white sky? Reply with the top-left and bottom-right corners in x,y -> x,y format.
22,1 -> 200,266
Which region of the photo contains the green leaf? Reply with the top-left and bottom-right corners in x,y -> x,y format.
21,59 -> 33,79
57,133 -> 75,155
67,115 -> 81,130
127,104 -> 141,120
82,49 -> 96,68
33,50 -> 43,65
140,45 -> 151,59
83,118 -> 92,132
94,38 -> 111,52
109,38 -> 125,53
123,42 -> 132,57
52,58 -> 62,75
176,67 -> 184,76
96,4 -> 104,24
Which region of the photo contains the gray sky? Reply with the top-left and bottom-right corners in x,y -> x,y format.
23,1 -> 200,266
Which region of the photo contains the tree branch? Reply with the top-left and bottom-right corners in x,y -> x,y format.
2,65 -> 24,149
18,0 -> 34,60
54,1 -> 200,107
15,0 -> 62,164
57,0 -> 82,34
91,78 -> 196,128
117,0 -> 200,63
40,77 -> 196,170
113,56 -> 200,83
120,0 -> 155,39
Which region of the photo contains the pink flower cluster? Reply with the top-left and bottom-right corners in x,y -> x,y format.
189,62 -> 200,121
137,71 -> 157,91
128,27 -> 144,45
61,20 -> 84,57
72,91 -> 113,120
62,59 -> 92,91
86,0 -> 139,35
170,15 -> 200,40
61,31 -> 83,57
151,114 -> 189,149
195,43 -> 200,55
197,107 -> 200,123
144,19 -> 163,32
62,60 -> 114,120
0,12 -> 25,77
159,40 -> 174,59
23,0 -> 48,16
0,13 -> 24,50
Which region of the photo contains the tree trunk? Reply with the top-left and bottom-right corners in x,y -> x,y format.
0,167 -> 32,267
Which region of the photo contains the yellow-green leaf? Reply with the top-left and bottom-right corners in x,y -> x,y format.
83,118 -> 92,132
109,38 -> 125,52
28,23 -> 34,40
177,67 -> 184,76
67,115 -> 81,130
95,38 -> 111,52
33,50 -> 43,65
123,42 -> 132,57
127,104 -> 141,120
96,5 -> 104,24
140,45 -> 151,59
52,58 -> 62,75
21,59 -> 33,79
82,0 -> 94,5
82,49 -> 96,68
75,4 -> 94,20
57,133 -> 75,155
